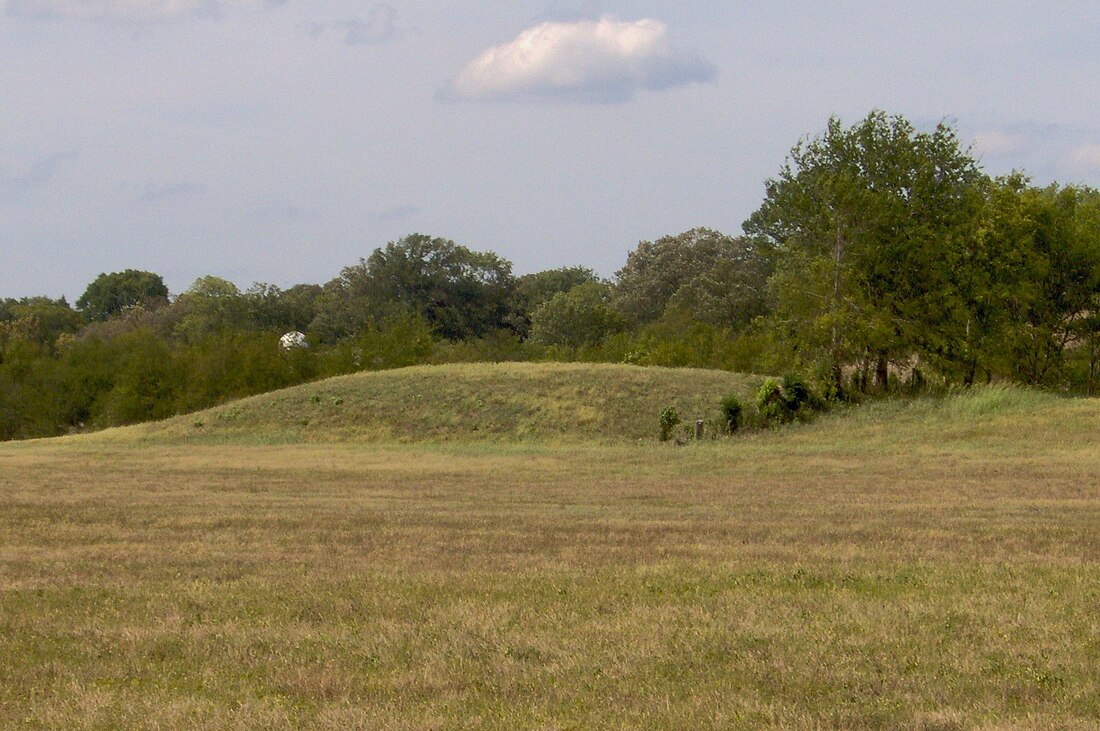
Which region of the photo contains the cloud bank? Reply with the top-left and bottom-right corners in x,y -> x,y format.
448,16 -> 716,103
305,4 -> 402,46
6,0 -> 282,22
972,128 -> 1033,159
1067,143 -> 1100,173
0,150 -> 78,191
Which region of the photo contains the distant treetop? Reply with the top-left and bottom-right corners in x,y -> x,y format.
76,269 -> 169,322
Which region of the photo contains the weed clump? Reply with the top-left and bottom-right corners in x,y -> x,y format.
658,406 -> 681,442
757,378 -> 790,425
720,394 -> 744,433
782,375 -> 815,411
757,375 -> 826,427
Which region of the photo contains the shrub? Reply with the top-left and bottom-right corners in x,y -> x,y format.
658,406 -> 681,442
782,374 -> 813,411
720,393 -> 743,433
756,378 -> 790,425
756,374 -> 826,426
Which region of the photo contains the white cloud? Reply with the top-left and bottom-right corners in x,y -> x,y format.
448,16 -> 716,103
1066,143 -> 1100,172
6,0 -> 281,22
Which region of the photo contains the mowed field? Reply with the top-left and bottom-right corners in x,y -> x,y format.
1,364 -> 1098,730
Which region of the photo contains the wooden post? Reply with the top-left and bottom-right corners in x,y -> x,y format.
694,419 -> 704,441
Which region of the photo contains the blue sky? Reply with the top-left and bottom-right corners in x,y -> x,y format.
3,1 -> 1100,299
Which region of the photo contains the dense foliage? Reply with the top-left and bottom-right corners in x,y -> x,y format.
614,227 -> 773,330
76,269 -> 169,322
3,111 -> 1099,441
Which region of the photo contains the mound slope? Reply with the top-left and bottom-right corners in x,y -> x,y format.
120,362 -> 765,444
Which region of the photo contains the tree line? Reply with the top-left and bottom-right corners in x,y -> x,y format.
2,110 -> 1098,440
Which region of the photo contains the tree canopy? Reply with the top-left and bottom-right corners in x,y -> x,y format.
314,234 -> 519,342
516,266 -> 601,312
76,269 -> 169,322
613,228 -> 773,331
529,281 -> 624,349
745,111 -> 988,390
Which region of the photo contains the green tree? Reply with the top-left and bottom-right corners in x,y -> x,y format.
529,281 -> 625,349
176,330 -> 317,411
613,228 -> 773,330
243,282 -> 323,333
172,276 -> 249,343
310,259 -> 408,343
0,339 -> 66,439
994,183 -> 1100,386
76,270 -> 169,322
320,313 -> 435,376
53,336 -> 121,431
745,111 -> 988,391
512,266 -> 601,338
314,234 -> 519,342
0,297 -> 84,353
94,329 -> 185,425
516,266 -> 601,311
368,234 -> 518,339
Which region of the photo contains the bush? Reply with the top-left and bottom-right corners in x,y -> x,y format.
782,374 -> 813,411
756,378 -> 790,425
720,393 -> 743,433
658,406 -> 681,442
757,374 -> 825,426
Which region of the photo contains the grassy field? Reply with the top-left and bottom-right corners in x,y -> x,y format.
1,364 -> 1098,729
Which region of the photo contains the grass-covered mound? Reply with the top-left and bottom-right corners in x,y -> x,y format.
114,362 -> 766,444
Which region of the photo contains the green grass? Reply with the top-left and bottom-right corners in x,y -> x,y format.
1,364 -> 1098,729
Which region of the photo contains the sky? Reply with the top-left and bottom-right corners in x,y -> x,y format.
3,1 -> 1100,300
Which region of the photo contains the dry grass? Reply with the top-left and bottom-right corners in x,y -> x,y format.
1,369 -> 1098,729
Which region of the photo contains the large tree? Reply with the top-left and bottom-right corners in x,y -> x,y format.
76,269 -> 169,322
513,266 -> 602,338
0,296 -> 84,353
990,182 -> 1100,386
172,276 -> 249,343
244,282 -> 323,333
313,234 -> 518,342
744,111 -> 988,390
516,266 -> 601,312
613,227 -> 773,330
369,234 -> 518,339
529,281 -> 624,349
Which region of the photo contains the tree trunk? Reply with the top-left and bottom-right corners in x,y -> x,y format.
1088,338 -> 1098,397
832,362 -> 844,399
874,354 -> 889,392
830,222 -> 845,399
